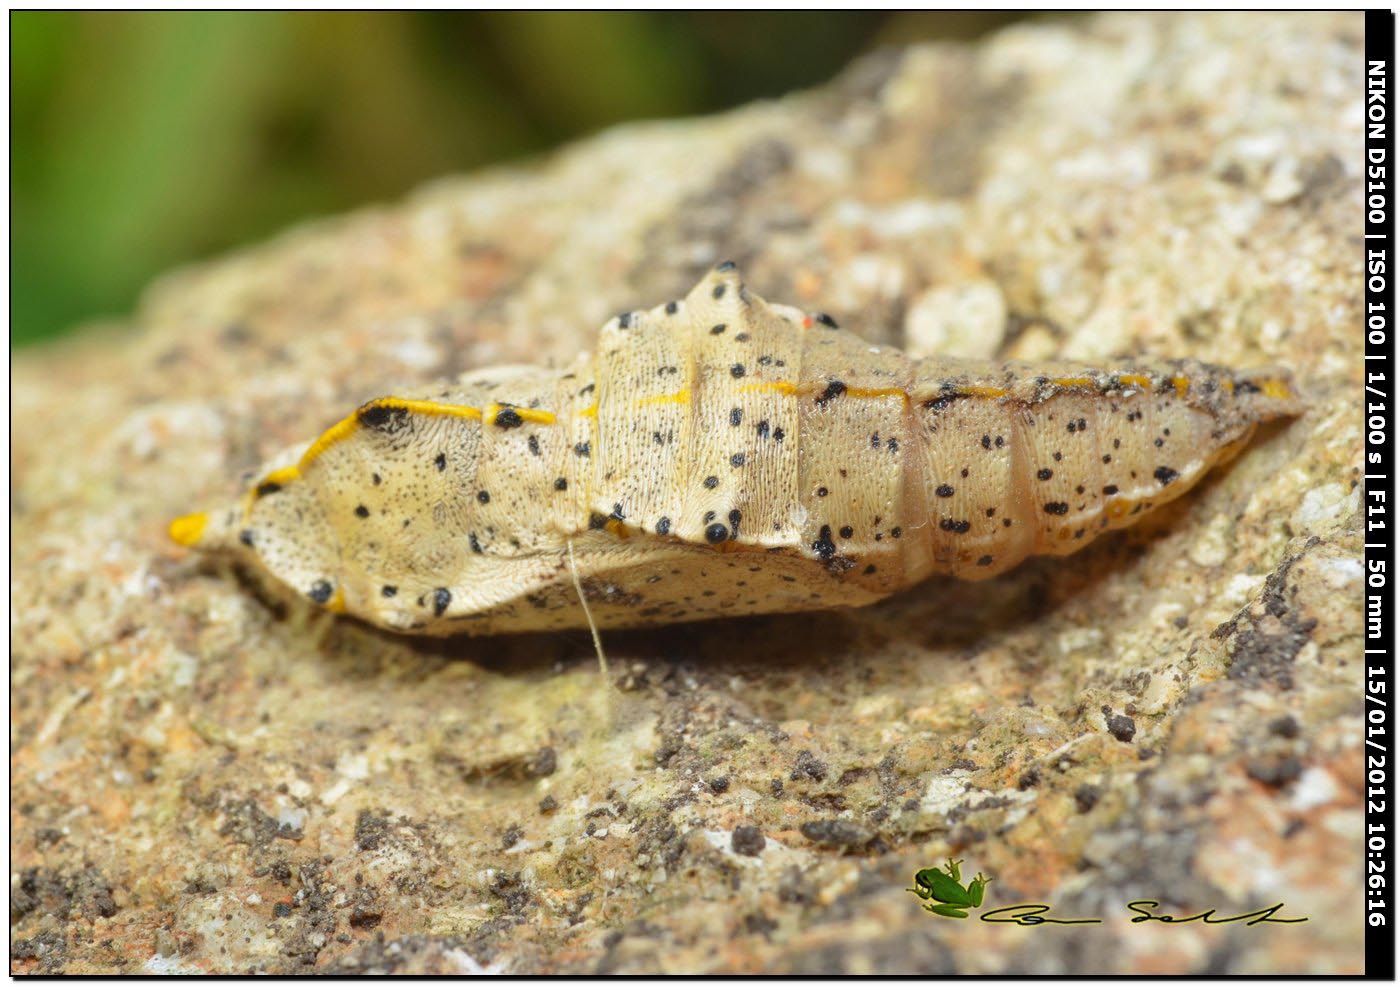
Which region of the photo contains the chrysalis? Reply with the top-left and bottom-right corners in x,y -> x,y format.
170,263 -> 1301,635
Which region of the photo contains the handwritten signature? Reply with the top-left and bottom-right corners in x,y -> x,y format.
979,901 -> 1308,927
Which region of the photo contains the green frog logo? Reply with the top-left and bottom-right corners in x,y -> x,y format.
908,857 -> 992,919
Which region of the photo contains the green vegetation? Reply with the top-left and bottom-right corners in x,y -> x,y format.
12,12 -> 1028,346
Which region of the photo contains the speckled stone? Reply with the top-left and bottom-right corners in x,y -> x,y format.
11,12 -> 1364,974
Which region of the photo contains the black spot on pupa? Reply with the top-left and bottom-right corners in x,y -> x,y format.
1037,468 -> 1054,481
575,442 -> 591,457
1154,466 -> 1179,485
713,284 -> 727,300
730,453 -> 746,467
477,490 -> 491,504
811,525 -> 836,560
1052,451 -> 1062,461
1103,484 -> 1119,495
730,407 -> 743,426
704,475 -> 719,489
936,484 -> 955,497
554,477 -> 568,491
588,513 -> 608,530
940,519 -> 971,534
254,481 -> 282,498
610,503 -> 626,521
891,526 -> 902,539
434,453 -> 446,471
617,312 -> 633,328
528,435 -> 541,456
887,438 -> 898,453
1044,502 -> 1070,515
381,585 -> 397,598
494,407 -> 524,429
816,486 -> 828,497
756,420 -> 770,439
372,473 -> 382,485
469,532 -> 483,553
716,260 -> 737,272
432,588 -> 451,617
813,312 -> 839,329
728,508 -> 742,529
981,434 -> 992,449
656,516 -> 672,536
1102,454 -> 1112,463
355,505 -> 370,518
735,331 -> 749,342
977,555 -> 994,566
358,403 -> 407,430
730,363 -> 746,378
703,510 -> 716,523
773,427 -> 786,442
711,324 -> 727,336
815,380 -> 847,406
665,300 -> 679,314
238,529 -> 256,547
1154,437 -> 1164,447
308,580 -> 334,604
705,523 -> 730,544
839,525 -> 854,539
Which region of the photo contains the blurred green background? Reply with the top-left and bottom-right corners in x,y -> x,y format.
12,11 -> 1034,347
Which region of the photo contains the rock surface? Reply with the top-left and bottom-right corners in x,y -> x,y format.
11,12 -> 1365,974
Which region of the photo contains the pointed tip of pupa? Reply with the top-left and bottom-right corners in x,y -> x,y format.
168,511 -> 208,548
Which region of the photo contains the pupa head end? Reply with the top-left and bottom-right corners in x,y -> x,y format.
168,511 -> 209,548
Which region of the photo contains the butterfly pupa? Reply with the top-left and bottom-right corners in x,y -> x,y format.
170,263 -> 1301,636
